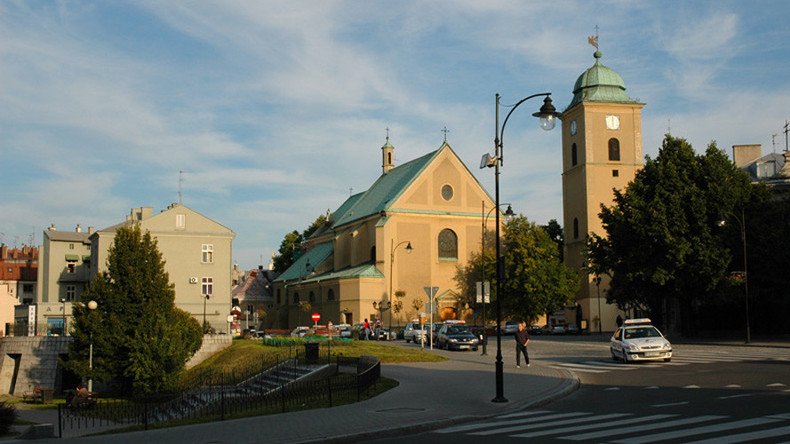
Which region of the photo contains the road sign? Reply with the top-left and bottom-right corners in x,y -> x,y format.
311,312 -> 321,322
423,287 -> 439,298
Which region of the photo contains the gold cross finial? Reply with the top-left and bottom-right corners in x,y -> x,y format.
442,126 -> 450,143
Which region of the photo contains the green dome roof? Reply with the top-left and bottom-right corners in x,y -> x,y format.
566,51 -> 638,111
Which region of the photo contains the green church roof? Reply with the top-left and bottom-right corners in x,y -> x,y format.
565,51 -> 639,111
331,148 -> 439,228
274,241 -> 334,282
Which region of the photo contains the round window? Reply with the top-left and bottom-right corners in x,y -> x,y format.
441,184 -> 454,201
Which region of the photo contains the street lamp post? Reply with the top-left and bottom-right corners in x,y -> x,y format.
87,300 -> 97,392
719,208 -> 750,344
480,92 -> 559,403
60,298 -> 67,336
481,202 -> 514,356
389,239 -> 413,335
203,294 -> 210,331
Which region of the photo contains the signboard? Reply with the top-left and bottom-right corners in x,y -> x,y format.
27,305 -> 36,337
475,281 -> 490,303
311,312 -> 321,322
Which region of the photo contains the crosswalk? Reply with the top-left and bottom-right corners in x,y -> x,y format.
547,348 -> 790,374
432,410 -> 790,442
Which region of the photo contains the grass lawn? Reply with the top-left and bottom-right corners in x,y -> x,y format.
186,337 -> 446,379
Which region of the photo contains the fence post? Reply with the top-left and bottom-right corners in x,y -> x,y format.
327,377 -> 332,407
281,382 -> 286,413
221,383 -> 226,421
143,399 -> 149,431
57,403 -> 62,438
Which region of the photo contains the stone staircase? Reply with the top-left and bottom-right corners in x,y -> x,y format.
148,359 -> 321,423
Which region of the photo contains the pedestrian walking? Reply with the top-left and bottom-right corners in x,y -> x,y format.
515,321 -> 530,368
616,314 -> 623,327
363,318 -> 370,340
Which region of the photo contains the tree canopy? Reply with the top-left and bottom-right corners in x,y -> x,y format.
587,135 -> 757,335
65,225 -> 202,396
272,214 -> 328,273
455,215 -> 579,323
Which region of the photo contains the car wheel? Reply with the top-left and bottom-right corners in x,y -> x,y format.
473,347 -> 478,352
611,351 -> 618,362
406,338 -> 410,343
664,358 -> 671,362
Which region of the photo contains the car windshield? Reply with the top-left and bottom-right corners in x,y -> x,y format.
448,326 -> 470,335
624,326 -> 661,339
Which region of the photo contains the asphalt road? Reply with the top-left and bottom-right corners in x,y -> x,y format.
374,337 -> 790,443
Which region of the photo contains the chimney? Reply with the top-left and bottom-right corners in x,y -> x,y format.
48,224 -> 57,231
88,226 -> 95,234
75,224 -> 82,233
1,244 -> 7,260
732,144 -> 762,168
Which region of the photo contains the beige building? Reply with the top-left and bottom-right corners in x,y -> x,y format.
90,204 -> 236,331
271,140 -> 496,330
560,49 -> 645,332
35,225 -> 94,335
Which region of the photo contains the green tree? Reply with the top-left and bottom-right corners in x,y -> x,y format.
65,225 -> 202,396
454,216 -> 578,323
588,135 -> 754,335
271,214 -> 329,273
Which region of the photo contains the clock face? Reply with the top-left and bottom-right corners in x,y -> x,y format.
606,115 -> 620,130
570,120 -> 577,136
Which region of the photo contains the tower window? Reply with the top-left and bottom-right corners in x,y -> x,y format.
573,218 -> 579,240
612,169 -> 619,177
571,143 -> 578,166
608,138 -> 621,161
327,289 -> 335,301
387,152 -> 392,164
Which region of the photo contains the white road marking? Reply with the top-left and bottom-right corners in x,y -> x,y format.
469,413 -> 630,436
768,383 -> 787,387
510,414 -> 677,438
718,393 -> 754,399
685,424 -> 790,444
560,415 -> 726,441
651,401 -> 689,407
494,410 -> 552,419
684,385 -> 701,388
725,384 -> 742,388
433,411 -> 590,434
609,417 -> 783,444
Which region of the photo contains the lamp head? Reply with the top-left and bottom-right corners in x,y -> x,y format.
87,300 -> 98,310
504,205 -> 515,222
533,96 -> 561,131
480,153 -> 497,169
405,242 -> 413,254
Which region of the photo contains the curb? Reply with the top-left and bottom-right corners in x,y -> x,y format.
296,365 -> 580,444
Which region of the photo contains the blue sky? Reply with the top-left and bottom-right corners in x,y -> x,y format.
2,1 -> 789,269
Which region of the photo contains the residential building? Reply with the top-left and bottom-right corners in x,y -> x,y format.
35,225 -> 93,335
1,245 -> 38,335
231,264 -> 276,331
90,204 -> 236,331
271,139 -> 496,330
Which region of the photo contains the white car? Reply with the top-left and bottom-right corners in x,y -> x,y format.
403,322 -> 429,343
290,326 -> 311,338
610,318 -> 672,363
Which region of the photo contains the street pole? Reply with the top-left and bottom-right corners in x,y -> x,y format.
87,300 -> 97,392
483,91 -> 559,404
390,239 -> 412,337
740,207 -> 751,344
481,201 -> 487,356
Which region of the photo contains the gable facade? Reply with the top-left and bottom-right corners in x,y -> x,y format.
271,142 -> 496,330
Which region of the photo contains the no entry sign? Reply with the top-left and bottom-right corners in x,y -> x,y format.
311,312 -> 321,322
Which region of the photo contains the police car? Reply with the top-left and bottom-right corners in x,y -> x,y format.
610,318 -> 672,363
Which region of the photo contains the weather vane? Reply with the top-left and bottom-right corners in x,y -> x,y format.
588,25 -> 599,50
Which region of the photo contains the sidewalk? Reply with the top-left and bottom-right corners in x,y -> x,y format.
9,345 -> 578,443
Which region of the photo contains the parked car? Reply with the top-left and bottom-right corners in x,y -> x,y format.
528,324 -> 545,335
436,324 -> 480,351
550,324 -> 567,335
566,323 -> 580,335
372,328 -> 395,341
403,322 -> 429,343
290,326 -> 311,338
610,318 -> 672,363
503,320 -> 519,335
334,323 -> 352,338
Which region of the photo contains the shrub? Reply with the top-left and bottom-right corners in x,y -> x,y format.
0,401 -> 17,435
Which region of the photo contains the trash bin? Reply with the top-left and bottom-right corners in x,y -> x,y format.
304,342 -> 319,364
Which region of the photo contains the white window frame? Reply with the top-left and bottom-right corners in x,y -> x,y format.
202,244 -> 214,263
176,214 -> 186,229
201,277 -> 213,296
66,285 -> 76,301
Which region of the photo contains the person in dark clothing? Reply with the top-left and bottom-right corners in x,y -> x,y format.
616,314 -> 624,327
514,321 -> 530,368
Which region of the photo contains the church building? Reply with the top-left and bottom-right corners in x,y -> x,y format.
271,138 -> 496,330
561,48 -> 645,332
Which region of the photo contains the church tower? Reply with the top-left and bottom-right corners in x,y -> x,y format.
561,48 -> 645,332
382,133 -> 395,174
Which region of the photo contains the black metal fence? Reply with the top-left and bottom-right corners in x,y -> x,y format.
57,349 -> 381,438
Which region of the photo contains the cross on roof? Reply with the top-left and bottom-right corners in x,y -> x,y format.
442,126 -> 450,143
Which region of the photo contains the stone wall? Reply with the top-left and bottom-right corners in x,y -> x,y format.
0,334 -> 232,395
185,334 -> 233,369
0,336 -> 72,396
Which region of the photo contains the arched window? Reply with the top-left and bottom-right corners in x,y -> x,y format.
327,289 -> 335,301
438,229 -> 458,259
309,291 -> 315,303
571,143 -> 578,166
573,218 -> 579,239
276,289 -> 281,305
388,152 -> 392,164
370,245 -> 376,263
608,138 -> 620,161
